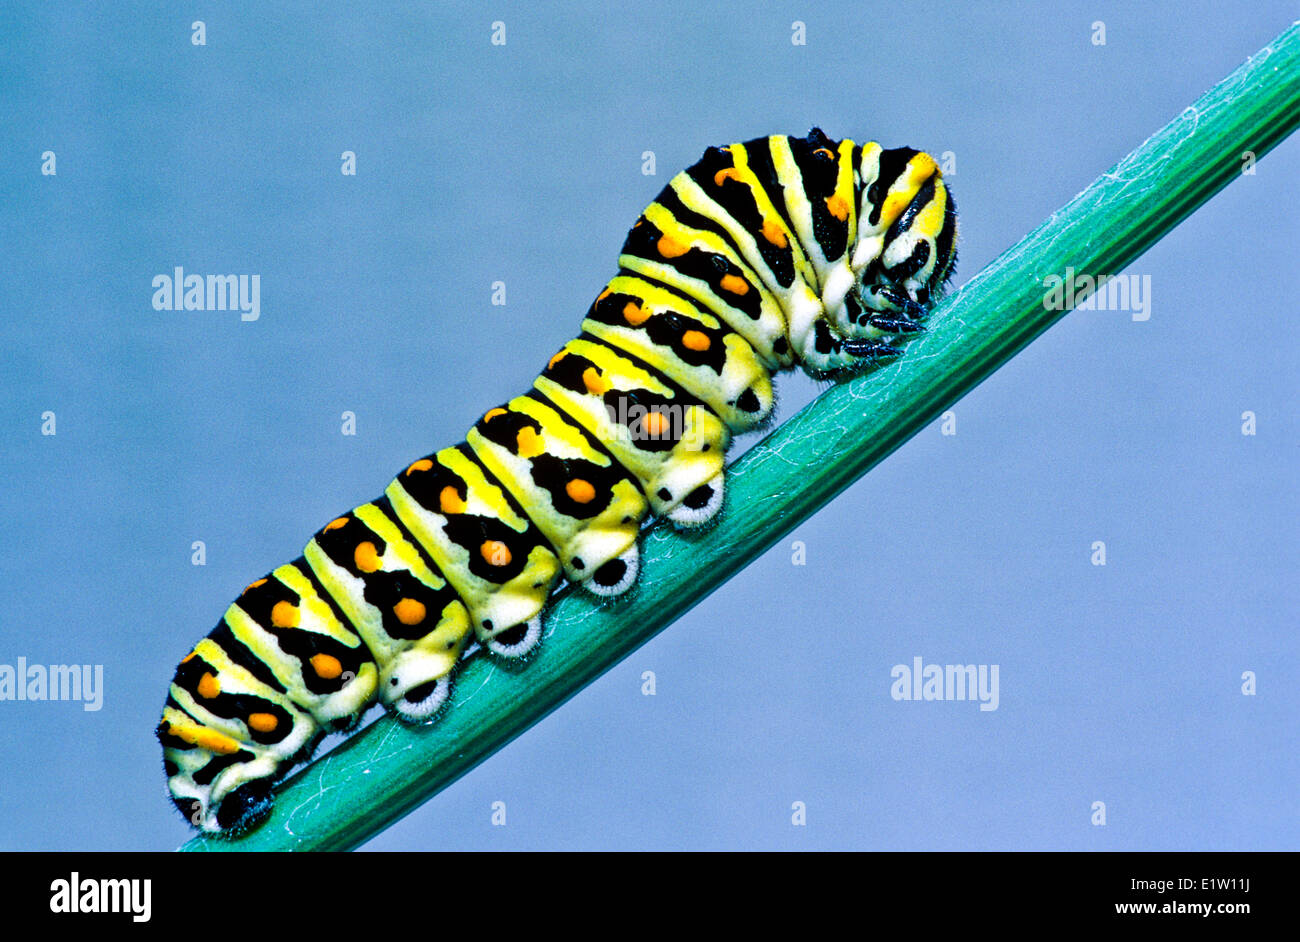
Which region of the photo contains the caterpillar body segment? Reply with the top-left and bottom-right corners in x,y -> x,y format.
467,393 -> 649,587
384,445 -> 562,643
620,202 -> 796,370
303,502 -> 474,717
581,275 -> 775,433
224,562 -> 380,725
534,337 -> 731,520
160,128 -> 958,834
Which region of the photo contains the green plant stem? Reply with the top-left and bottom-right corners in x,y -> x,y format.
183,22 -> 1300,851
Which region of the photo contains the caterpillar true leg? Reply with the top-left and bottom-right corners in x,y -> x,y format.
843,338 -> 907,360
160,128 -> 958,834
860,283 -> 927,317
857,284 -> 929,337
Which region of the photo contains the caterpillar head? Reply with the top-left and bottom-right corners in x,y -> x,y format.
853,147 -> 958,309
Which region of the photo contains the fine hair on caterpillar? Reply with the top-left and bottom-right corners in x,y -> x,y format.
158,127 -> 958,834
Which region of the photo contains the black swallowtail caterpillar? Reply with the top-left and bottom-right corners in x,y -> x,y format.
159,128 -> 958,833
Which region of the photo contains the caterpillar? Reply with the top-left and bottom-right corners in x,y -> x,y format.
159,128 -> 958,834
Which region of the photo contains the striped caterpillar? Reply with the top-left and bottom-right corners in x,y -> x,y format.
158,128 -> 958,833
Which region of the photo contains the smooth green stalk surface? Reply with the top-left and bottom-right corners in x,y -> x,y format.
184,23 -> 1300,851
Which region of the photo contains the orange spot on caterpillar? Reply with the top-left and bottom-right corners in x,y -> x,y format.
565,479 -> 596,504
439,485 -> 466,515
657,234 -> 689,258
623,302 -> 650,326
713,167 -> 742,187
719,273 -> 749,296
180,725 -> 240,755
271,600 -> 299,628
761,218 -> 788,248
196,672 -> 220,699
825,193 -> 850,221
583,367 -> 611,395
483,408 -> 507,423
642,411 -> 670,437
548,350 -> 568,370
247,712 -> 278,733
481,540 -> 512,567
393,598 -> 427,626
354,541 -> 382,573
243,578 -> 267,595
310,653 -> 342,680
405,458 -> 433,477
813,146 -> 835,160
681,330 -> 710,352
180,651 -> 197,664
597,288 -> 612,301
515,427 -> 544,458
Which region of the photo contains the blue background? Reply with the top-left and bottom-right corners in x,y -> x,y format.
0,1 -> 1295,851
